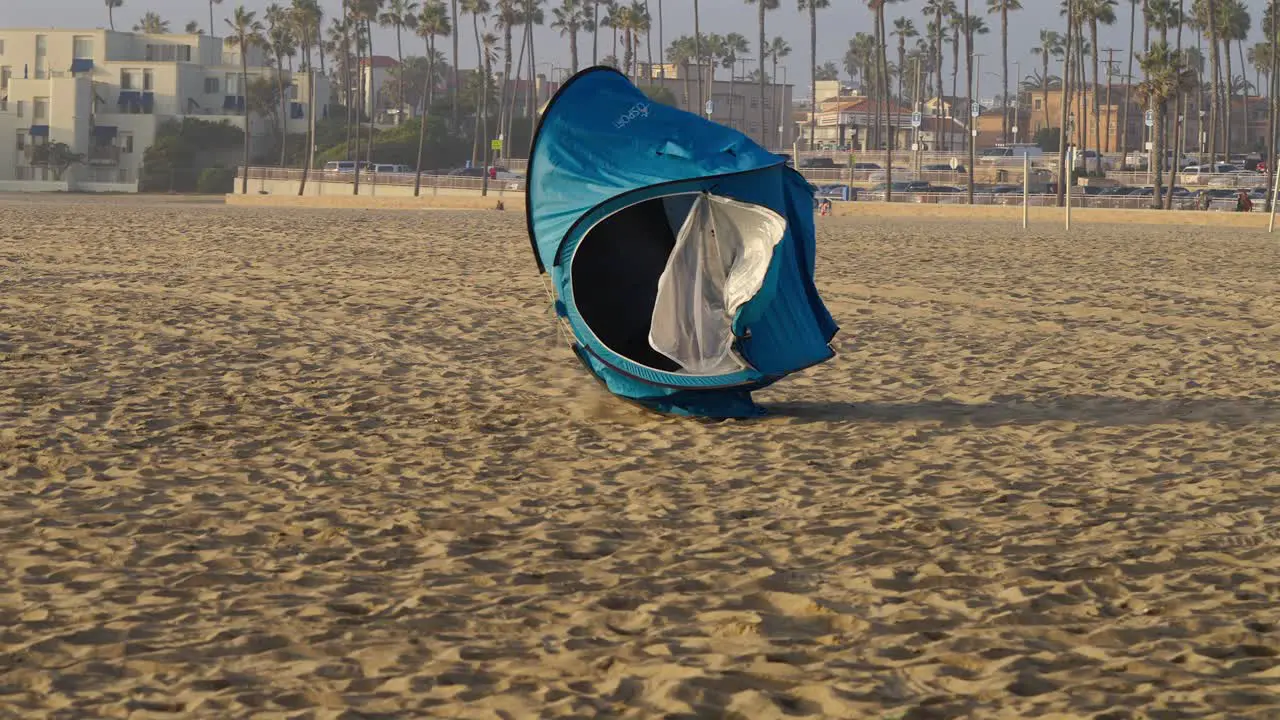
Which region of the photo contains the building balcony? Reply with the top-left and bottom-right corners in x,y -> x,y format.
88,145 -> 121,165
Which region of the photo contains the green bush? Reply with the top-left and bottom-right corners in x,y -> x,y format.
196,166 -> 236,194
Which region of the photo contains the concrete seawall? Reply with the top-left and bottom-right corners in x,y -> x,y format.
228,187 -> 1276,231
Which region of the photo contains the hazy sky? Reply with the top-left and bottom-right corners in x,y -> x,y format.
7,0 -> 1276,98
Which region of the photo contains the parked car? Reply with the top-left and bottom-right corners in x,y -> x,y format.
800,157 -> 839,169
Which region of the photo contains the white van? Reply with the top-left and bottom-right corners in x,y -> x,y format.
979,145 -> 1044,162
372,164 -> 412,174
323,160 -> 372,173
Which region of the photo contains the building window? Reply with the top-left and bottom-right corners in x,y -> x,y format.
15,132 -> 24,151
204,77 -> 220,93
0,40 -> 5,55
225,72 -> 240,95
287,83 -> 298,100
750,97 -> 758,109
121,69 -> 141,89
0,66 -> 10,90
121,134 -> 134,153
15,100 -> 23,118
145,44 -> 192,62
73,36 -> 94,59
33,98 -> 48,121
1033,98 -> 1043,110
143,70 -> 153,90
35,35 -> 47,79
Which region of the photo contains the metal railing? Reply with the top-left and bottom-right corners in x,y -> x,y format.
850,191 -> 1256,212
238,166 -> 527,192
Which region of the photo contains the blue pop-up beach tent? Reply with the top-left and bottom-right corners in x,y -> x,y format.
525,67 -> 838,418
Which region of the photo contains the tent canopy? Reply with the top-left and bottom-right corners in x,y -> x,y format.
525,67 -> 837,417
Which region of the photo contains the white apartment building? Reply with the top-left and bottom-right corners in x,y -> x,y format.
0,28 -> 329,192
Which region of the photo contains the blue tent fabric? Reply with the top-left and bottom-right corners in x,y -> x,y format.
525,67 -> 837,418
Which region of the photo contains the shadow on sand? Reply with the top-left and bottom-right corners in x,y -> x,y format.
764,396 -> 1280,427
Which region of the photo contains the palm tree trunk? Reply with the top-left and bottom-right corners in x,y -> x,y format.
570,22 -> 579,74
395,25 -> 406,117
964,0 -> 974,204
1151,98 -> 1166,209
694,0 -> 703,114
241,48 -> 250,194
1121,0 -> 1133,159
301,64 -> 316,195
415,36 -> 434,196
936,16 -> 945,150
1057,0 -> 1073,206
1239,40 -> 1249,151
1001,5 -> 1009,142
1267,2 -> 1277,212
757,3 -> 766,147
809,3 -> 817,149
881,9 -> 892,176
1091,21 -> 1101,174
482,50 -> 491,197
451,0 -> 460,127
364,21 -> 376,172
277,63 -> 288,167
658,0 -> 665,80
353,27 -> 362,195
1041,52 -> 1049,133
1223,37 -> 1234,158
526,1 -> 536,141
506,16 -> 528,161
645,0 -> 654,82
1207,0 -> 1220,164
592,1 -> 599,65
472,14 -> 483,166
209,2 -> 215,37
498,20 -> 513,164
1167,0 -> 1186,210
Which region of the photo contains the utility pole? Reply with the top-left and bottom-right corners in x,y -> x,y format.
1102,49 -> 1119,155
965,3 -> 976,204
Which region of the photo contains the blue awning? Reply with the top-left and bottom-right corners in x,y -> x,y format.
117,90 -> 140,104
70,58 -> 94,73
223,95 -> 245,111
93,125 -> 117,139
140,92 -> 155,108
28,125 -> 49,137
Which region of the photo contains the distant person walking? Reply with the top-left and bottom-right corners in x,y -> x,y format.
1236,190 -> 1253,213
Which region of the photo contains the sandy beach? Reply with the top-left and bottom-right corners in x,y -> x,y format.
1,194 -> 1278,719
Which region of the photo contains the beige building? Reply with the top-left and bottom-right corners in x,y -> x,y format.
638,62 -> 796,150
0,28 -> 328,191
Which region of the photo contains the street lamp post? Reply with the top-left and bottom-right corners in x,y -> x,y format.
776,65 -> 789,152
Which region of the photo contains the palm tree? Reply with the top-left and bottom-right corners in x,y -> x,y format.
1221,0 -> 1250,156
186,21 -> 201,33
1032,30 -> 1063,132
892,17 -> 917,111
798,0 -> 830,151
415,1 -> 451,196
720,33 -> 749,131
745,0 -> 780,148
225,6 -> 265,195
522,0 -> 547,138
1138,41 -> 1196,206
1080,0 -> 1118,172
552,0 -> 590,74
667,36 -> 695,109
209,0 -> 223,36
451,0 -> 461,126
265,4 -> 294,166
294,3 -> 318,194
353,0 -> 384,180
963,0 -> 974,203
105,0 -> 124,31
293,0 -> 326,74
493,0 -> 520,162
134,11 -> 170,33
380,0 -> 420,117
987,0 -> 1022,143
480,31 -> 500,195
601,2 -> 621,65
461,0 -> 491,165
924,0 -> 957,148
